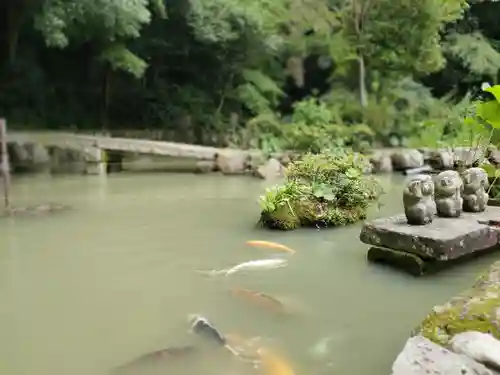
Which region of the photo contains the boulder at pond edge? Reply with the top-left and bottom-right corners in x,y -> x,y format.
412,260 -> 500,346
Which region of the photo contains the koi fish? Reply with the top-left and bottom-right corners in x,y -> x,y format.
113,345 -> 197,373
230,288 -> 288,314
225,333 -> 263,362
197,258 -> 288,277
246,240 -> 296,254
187,314 -> 239,356
257,348 -> 296,375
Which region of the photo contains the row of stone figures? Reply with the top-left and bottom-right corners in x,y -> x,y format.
403,167 -> 490,225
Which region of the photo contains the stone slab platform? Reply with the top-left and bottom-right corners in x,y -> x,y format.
360,206 -> 500,261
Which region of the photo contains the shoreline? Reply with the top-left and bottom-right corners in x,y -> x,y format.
3,132 -> 489,179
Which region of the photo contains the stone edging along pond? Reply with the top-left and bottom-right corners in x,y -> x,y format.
390,260 -> 500,375
214,146 -> 492,179
6,135 -> 489,178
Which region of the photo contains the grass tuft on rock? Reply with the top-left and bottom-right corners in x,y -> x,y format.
258,149 -> 381,230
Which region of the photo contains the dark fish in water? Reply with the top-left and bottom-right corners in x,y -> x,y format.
188,314 -> 226,345
114,345 -> 197,373
187,314 -> 240,356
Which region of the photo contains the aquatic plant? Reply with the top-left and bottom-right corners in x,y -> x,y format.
468,84 -> 500,198
258,150 -> 381,230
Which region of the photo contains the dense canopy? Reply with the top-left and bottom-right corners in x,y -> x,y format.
1,0 -> 500,149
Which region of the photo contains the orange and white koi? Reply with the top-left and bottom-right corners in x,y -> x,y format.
245,241 -> 296,254
197,258 -> 288,277
257,348 -> 296,375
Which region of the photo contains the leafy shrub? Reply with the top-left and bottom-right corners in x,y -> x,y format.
234,97 -> 375,154
258,150 -> 381,230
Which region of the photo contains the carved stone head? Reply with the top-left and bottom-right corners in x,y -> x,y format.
462,167 -> 489,190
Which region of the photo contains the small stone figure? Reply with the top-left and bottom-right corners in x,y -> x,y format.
461,167 -> 489,212
403,174 -> 437,225
434,170 -> 463,218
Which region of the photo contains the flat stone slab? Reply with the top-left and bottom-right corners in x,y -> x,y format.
391,335 -> 494,375
360,206 -> 500,261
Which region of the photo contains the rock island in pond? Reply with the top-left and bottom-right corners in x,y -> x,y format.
259,151 -> 381,230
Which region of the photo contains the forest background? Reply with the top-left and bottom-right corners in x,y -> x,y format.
1,0 -> 500,153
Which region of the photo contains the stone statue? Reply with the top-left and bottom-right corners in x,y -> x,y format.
403,174 -> 437,225
434,170 -> 463,218
461,167 -> 489,212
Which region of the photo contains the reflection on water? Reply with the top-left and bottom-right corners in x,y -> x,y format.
0,172 -> 499,375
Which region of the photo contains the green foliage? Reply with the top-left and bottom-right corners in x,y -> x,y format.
1,0 -> 500,150
100,44 -> 147,77
444,32 -> 500,79
406,92 -> 489,148
232,97 -> 376,153
259,150 -> 381,230
33,0 -> 154,77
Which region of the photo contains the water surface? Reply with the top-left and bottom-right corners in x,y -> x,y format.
0,172 -> 498,375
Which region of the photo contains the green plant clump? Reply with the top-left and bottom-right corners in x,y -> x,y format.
258,150 -> 381,230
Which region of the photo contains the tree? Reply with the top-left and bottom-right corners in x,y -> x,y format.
328,0 -> 469,106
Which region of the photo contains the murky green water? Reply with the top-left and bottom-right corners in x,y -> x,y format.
0,172 -> 499,375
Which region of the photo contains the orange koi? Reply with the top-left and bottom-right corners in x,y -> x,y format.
245,240 -> 296,254
231,288 -> 288,314
257,348 -> 296,375
225,333 -> 261,360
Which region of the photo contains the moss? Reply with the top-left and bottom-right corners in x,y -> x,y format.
259,203 -> 300,230
258,151 -> 381,230
412,260 -> 500,346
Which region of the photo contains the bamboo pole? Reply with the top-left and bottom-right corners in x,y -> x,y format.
0,119 -> 10,211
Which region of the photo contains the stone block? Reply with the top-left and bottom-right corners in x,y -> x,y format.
391,336 -> 493,375
360,207 -> 500,261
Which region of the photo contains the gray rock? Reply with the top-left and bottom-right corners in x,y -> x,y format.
215,150 -> 249,174
450,331 -> 500,370
429,150 -> 455,170
27,143 -> 50,165
391,335 -> 493,375
49,146 -> 86,174
7,142 -> 50,172
255,158 -> 284,179
195,160 -> 216,174
391,149 -> 424,170
246,151 -> 266,172
370,151 -> 393,173
453,147 -> 485,168
419,148 -> 434,161
486,148 -> 500,167
359,206 -> 500,260
8,142 -> 30,166
82,146 -> 103,163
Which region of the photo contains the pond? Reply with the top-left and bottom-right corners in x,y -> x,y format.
0,172 -> 498,375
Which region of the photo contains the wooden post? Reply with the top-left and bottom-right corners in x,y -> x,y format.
0,119 -> 10,211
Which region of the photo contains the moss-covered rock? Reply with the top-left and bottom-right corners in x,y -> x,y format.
412,260 -> 500,346
258,150 -> 381,230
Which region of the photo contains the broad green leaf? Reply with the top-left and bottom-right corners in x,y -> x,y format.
323,194 -> 336,202
477,100 -> 500,129
484,85 -> 500,104
480,164 -> 500,179
345,168 -> 361,178
480,163 -> 497,178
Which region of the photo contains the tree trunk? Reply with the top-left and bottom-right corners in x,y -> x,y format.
3,4 -> 23,65
286,56 -> 305,88
101,68 -> 111,131
358,55 -> 368,107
